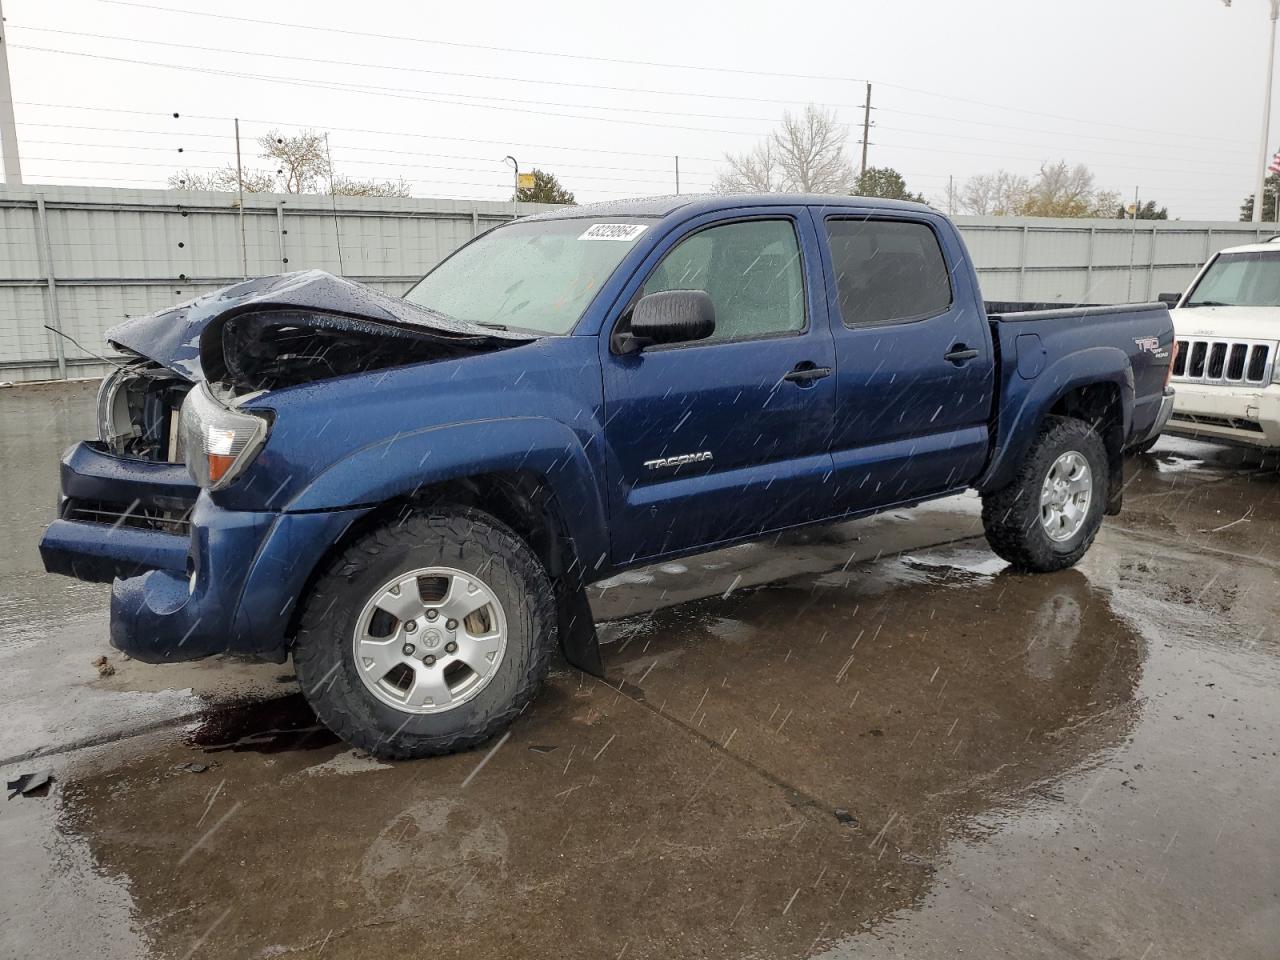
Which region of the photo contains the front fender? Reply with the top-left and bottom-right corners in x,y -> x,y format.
283,417 -> 610,573
978,347 -> 1134,494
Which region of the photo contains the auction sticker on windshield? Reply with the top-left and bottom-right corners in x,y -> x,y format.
579,223 -> 648,241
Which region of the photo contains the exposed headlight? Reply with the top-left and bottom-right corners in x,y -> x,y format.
96,365 -> 135,448
178,382 -> 270,490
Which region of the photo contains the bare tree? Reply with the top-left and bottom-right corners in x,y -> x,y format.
958,162 -> 1119,218
772,105 -> 854,193
167,129 -> 411,197
167,167 -> 274,192
958,170 -> 1030,216
331,175 -> 413,198
714,142 -> 781,193
260,129 -> 330,194
716,105 -> 853,195
1021,160 -> 1119,218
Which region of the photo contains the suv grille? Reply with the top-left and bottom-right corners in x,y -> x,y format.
1172,337 -> 1274,385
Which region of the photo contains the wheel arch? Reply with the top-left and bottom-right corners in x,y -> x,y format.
979,347 -> 1134,511
284,466 -> 606,675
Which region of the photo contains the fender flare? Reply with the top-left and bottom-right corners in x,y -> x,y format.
978,347 -> 1134,495
282,417 -> 611,676
284,416 -> 611,571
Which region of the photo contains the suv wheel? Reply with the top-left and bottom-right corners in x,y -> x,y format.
293,506 -> 555,759
981,416 -> 1108,573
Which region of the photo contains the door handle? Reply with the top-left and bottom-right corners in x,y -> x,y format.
783,363 -> 832,385
944,344 -> 980,364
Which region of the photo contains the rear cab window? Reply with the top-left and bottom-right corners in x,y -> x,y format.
824,218 -> 953,327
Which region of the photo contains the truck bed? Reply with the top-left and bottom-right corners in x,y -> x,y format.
977,301 -> 1174,497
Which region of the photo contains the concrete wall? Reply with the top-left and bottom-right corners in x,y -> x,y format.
1,184 -> 1274,382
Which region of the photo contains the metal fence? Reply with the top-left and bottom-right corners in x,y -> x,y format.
955,215 -> 1273,305
1,184 -> 1275,383
0,185 -> 548,382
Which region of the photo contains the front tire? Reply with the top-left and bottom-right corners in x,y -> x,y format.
293,506 -> 556,760
982,416 -> 1108,573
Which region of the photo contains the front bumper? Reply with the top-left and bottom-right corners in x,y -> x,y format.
1165,381 -> 1280,448
40,441 -> 368,663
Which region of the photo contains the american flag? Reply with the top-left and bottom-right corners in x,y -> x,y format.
1270,150 -> 1280,175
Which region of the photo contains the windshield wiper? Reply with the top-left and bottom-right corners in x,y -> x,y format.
1187,300 -> 1231,307
473,320 -> 546,337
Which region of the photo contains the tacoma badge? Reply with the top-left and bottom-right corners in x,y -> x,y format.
643,451 -> 713,470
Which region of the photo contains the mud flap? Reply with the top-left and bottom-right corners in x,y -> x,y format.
1105,424 -> 1124,516
554,575 -> 604,677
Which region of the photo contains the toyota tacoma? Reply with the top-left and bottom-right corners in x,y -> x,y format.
39,195 -> 1175,759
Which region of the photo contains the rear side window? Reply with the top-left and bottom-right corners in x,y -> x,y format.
641,219 -> 805,342
825,219 -> 952,327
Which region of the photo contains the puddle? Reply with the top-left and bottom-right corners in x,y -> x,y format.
185,693 -> 339,754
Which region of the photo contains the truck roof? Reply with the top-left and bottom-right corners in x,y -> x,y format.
521,193 -> 937,222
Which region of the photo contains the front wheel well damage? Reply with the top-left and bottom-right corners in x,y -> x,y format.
1048,382 -> 1124,514
284,469 -> 603,675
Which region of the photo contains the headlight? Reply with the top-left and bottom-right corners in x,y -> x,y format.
96,365 -> 134,448
178,382 -> 270,490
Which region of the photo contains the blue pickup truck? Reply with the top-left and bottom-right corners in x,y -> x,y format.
39,194 -> 1174,758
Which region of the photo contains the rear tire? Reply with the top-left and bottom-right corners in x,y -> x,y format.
982,416 -> 1108,573
293,506 -> 555,760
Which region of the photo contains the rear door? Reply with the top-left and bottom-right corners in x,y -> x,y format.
814,210 -> 994,513
601,208 -> 836,565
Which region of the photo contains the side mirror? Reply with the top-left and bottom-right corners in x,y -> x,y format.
615,290 -> 715,354
1157,292 -> 1181,307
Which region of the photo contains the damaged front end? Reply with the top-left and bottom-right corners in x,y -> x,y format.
200,308 -> 495,393
41,269 -> 539,663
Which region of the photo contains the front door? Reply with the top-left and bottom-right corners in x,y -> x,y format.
814,210 -> 995,513
601,210 -> 836,565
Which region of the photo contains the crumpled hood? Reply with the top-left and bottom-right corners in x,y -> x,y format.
105,269 -> 533,381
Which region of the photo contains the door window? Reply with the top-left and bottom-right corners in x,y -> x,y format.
825,219 -> 952,327
640,219 -> 805,342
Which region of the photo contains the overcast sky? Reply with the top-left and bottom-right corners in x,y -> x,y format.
1,0 -> 1262,219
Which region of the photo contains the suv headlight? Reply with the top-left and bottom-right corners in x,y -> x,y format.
178,382 -> 270,490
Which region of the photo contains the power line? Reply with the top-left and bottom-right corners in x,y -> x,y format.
13,110 -> 726,162
10,43 -> 779,137
98,0 -> 1249,146
8,24 -> 849,113
20,22 -> 1246,162
9,45 -> 1246,180
15,134 -> 719,177
25,153 -> 714,189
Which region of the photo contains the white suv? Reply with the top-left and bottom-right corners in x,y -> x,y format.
1162,239 -> 1280,449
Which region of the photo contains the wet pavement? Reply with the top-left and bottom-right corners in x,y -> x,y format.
1,383 -> 1278,959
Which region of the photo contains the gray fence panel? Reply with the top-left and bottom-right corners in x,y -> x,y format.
0,185 -> 1276,382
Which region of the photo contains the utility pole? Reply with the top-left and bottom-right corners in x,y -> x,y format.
1230,0 -> 1280,222
674,155 -> 680,195
860,81 -> 870,179
0,0 -> 24,185
948,175 -> 954,216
